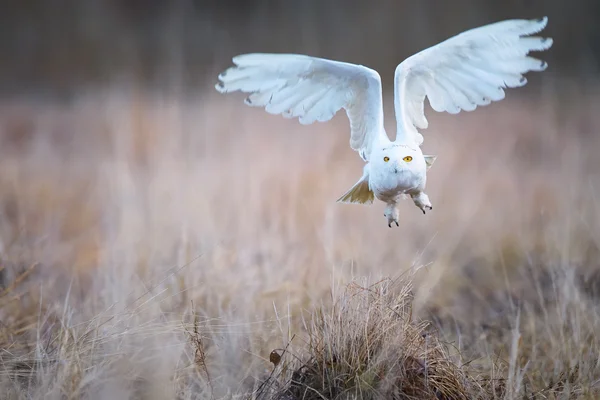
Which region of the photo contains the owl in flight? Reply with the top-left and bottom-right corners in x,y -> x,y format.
215,17 -> 553,227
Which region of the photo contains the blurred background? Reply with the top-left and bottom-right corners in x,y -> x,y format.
2,1 -> 600,398
1,0 -> 598,98
0,0 -> 599,307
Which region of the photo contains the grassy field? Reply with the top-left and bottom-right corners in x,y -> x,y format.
0,81 -> 599,399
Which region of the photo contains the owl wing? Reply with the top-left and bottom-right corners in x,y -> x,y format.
393,16 -> 553,146
215,53 -> 386,161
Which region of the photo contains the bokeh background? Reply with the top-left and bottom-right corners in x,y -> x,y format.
1,0 -> 599,96
1,1 -> 600,399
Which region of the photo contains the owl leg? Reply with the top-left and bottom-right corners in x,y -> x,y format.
384,203 -> 400,228
410,191 -> 433,214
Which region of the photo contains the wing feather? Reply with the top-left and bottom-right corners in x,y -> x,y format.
394,16 -> 553,146
216,53 -> 385,161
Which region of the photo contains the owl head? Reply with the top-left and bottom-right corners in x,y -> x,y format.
372,144 -> 435,174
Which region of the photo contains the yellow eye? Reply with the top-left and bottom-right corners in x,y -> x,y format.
403,156 -> 413,162
383,156 -> 390,162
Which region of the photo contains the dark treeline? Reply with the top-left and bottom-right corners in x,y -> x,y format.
1,0 -> 598,97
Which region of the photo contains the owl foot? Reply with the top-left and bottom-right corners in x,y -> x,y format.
411,192 -> 433,215
384,204 -> 400,228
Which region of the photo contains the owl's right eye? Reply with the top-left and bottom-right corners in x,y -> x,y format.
383,156 -> 390,162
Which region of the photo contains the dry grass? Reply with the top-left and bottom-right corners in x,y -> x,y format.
260,276 -> 490,400
0,81 -> 599,399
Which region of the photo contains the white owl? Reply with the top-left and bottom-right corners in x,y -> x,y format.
215,17 -> 553,227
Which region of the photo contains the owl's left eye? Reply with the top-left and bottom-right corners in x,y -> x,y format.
403,156 -> 413,162
383,156 -> 390,162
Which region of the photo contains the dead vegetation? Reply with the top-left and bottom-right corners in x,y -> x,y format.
0,83 -> 599,398
260,277 -> 489,400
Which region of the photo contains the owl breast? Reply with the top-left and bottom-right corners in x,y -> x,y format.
369,167 -> 425,201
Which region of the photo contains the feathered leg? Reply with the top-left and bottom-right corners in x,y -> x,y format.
410,191 -> 433,214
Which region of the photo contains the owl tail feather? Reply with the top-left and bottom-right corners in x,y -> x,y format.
336,175 -> 374,205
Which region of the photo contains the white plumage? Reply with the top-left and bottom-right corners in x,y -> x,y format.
215,17 -> 553,227
216,53 -> 386,161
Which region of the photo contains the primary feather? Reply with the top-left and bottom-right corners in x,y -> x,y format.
394,16 -> 553,146
215,53 -> 386,161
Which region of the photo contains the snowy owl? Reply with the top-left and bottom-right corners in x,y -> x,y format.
215,17 -> 553,227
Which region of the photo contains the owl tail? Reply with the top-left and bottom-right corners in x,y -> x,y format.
336,174 -> 374,205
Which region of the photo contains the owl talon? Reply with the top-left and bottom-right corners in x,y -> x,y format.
384,204 -> 400,228
411,192 -> 433,215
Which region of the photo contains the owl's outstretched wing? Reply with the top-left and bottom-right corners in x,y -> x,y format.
215,53 -> 386,161
393,16 -> 553,146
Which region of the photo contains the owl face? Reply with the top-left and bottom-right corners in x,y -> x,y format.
372,144 -> 426,176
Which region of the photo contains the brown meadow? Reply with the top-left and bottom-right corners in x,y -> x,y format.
0,80 -> 599,399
